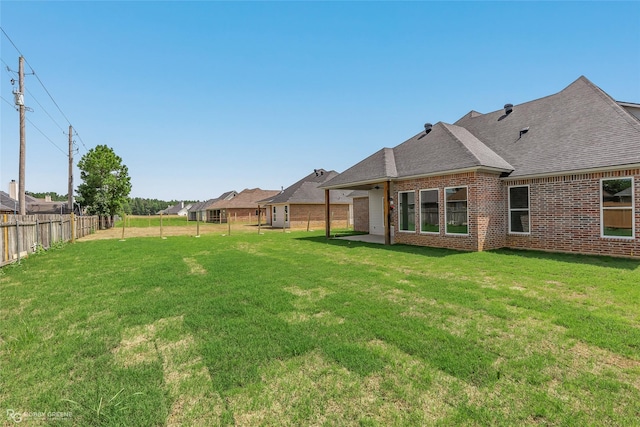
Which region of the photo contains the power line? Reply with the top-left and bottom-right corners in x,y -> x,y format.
25,87 -> 67,133
1,95 -> 16,109
25,116 -> 68,157
2,95 -> 67,157
2,26 -> 89,152
0,27 -> 25,58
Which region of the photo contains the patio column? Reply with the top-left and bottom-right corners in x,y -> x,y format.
384,180 -> 391,245
325,189 -> 331,239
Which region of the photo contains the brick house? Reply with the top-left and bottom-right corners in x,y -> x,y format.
191,191 -> 237,221
206,188 -> 279,224
321,76 -> 640,258
259,169 -> 352,229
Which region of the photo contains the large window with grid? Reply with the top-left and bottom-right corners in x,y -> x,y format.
601,178 -> 634,238
445,187 -> 468,235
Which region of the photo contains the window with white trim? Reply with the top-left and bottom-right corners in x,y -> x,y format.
284,205 -> 289,222
420,189 -> 439,233
601,178 -> 634,238
398,191 -> 415,232
273,206 -> 277,222
445,187 -> 468,235
509,186 -> 530,234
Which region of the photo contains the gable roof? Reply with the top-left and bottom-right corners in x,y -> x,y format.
196,191 -> 238,212
262,169 -> 352,205
323,122 -> 513,189
208,188 -> 280,210
322,76 -> 640,189
454,76 -> 640,178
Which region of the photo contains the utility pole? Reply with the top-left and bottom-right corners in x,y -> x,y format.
68,125 -> 73,212
17,56 -> 26,215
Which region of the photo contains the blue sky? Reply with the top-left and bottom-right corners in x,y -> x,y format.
1,1 -> 639,201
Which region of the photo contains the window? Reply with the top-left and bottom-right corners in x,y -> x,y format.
420,189 -> 439,233
601,178 -> 634,238
284,205 -> 289,222
398,191 -> 415,232
445,187 -> 468,235
509,186 -> 530,234
273,206 -> 277,222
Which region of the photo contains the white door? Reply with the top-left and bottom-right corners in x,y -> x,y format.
368,188 -> 385,235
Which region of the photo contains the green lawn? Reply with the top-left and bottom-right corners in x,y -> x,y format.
1,231 -> 639,426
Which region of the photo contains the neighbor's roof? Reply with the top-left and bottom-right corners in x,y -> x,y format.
262,169 -> 352,205
322,76 -> 640,189
209,188 -> 280,209
199,191 -> 238,211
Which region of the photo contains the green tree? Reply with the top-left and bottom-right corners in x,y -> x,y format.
77,145 -> 131,225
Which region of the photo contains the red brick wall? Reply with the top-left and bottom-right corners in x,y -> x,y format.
353,197 -> 369,232
506,169 -> 640,258
393,172 -> 491,251
389,169 -> 639,258
289,204 -> 350,229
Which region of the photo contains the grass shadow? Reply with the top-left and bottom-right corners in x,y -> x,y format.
296,234 -> 640,269
293,235 -> 468,259
487,248 -> 640,271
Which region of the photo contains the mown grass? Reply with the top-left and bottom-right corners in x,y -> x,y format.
1,231 -> 639,426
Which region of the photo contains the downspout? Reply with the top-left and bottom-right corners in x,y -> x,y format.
325,189 -> 331,239
384,180 -> 391,245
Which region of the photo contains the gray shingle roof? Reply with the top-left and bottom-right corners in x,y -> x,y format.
210,188 -> 280,209
264,169 -> 352,204
455,76 -> 640,178
322,76 -> 640,189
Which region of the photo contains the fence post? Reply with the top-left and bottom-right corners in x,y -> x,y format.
15,219 -> 20,262
60,215 -> 63,243
35,217 -> 39,249
3,214 -> 8,262
71,213 -> 75,243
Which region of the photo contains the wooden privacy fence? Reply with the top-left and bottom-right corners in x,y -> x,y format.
0,214 -> 98,267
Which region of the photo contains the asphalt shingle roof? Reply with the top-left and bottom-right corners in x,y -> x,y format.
208,188 -> 280,210
322,76 -> 640,189
264,169 -> 352,204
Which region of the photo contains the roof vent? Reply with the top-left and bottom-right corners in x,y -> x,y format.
424,123 -> 433,134
504,104 -> 513,115
519,127 -> 529,139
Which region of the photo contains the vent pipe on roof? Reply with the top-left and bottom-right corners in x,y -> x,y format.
424,123 -> 433,134
504,104 -> 513,115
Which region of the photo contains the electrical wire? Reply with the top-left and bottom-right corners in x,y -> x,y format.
25,116 -> 68,156
1,95 -> 17,109
25,87 -> 67,133
2,95 -> 68,157
2,27 -> 89,152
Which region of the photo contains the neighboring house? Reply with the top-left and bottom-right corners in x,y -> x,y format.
321,76 -> 640,258
259,169 -> 352,229
159,201 -> 192,216
0,190 -> 69,215
206,188 -> 280,224
0,191 -> 17,214
189,191 -> 238,221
